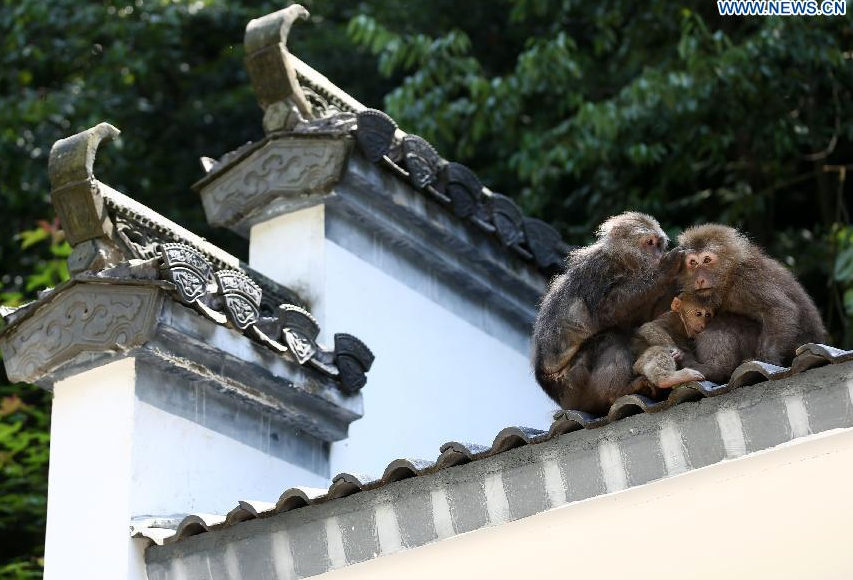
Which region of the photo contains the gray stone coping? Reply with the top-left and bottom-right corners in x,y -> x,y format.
0,279 -> 362,443
142,346 -> 853,580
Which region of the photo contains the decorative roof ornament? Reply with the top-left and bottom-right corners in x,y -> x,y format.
523,218 -> 564,270
214,270 -> 262,331
334,333 -> 375,393
354,109 -> 397,162
402,135 -> 443,189
278,305 -> 319,364
488,193 -> 527,250
244,4 -> 313,132
442,162 -> 484,219
48,122 -> 124,272
158,243 -> 212,304
36,124 -> 376,393
156,243 -> 374,391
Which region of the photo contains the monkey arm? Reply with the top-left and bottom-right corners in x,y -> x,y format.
755,299 -> 800,365
635,321 -> 677,348
532,282 -> 593,375
597,280 -> 667,328
597,251 -> 683,328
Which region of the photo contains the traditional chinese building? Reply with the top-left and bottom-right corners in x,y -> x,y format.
2,5 -> 853,580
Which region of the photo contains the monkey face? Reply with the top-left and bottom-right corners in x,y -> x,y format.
597,212 -> 669,267
671,294 -> 714,337
682,305 -> 713,335
682,250 -> 719,291
638,231 -> 666,262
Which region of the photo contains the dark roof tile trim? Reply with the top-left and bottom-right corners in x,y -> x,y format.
352,108 -> 568,274
135,342 -> 852,546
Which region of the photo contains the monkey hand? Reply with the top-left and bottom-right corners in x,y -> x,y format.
659,248 -> 685,277
669,348 -> 683,363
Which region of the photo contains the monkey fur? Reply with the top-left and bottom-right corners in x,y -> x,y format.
532,212 -> 682,414
631,292 -> 712,388
678,224 -> 826,380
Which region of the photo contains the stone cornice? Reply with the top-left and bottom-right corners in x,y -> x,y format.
0,278 -> 363,442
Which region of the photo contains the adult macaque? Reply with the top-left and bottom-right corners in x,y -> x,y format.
678,224 -> 826,379
533,212 -> 682,414
632,292 -> 712,388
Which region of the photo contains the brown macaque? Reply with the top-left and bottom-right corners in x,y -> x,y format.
678,224 -> 826,381
532,212 -> 682,414
632,292 -> 713,388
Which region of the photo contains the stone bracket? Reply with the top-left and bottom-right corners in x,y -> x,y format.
198,135 -> 352,230
0,282 -> 163,384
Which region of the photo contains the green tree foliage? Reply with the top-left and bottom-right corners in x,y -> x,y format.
0,222 -> 69,578
348,2 -> 853,338
0,0 -> 391,290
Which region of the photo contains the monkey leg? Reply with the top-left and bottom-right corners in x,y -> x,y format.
576,332 -> 635,415
536,346 -> 593,409
656,368 -> 705,388
634,346 -> 705,388
633,346 -> 677,386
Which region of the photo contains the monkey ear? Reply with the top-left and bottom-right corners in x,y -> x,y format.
670,296 -> 682,311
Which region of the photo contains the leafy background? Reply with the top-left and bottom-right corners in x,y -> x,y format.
1,0 -> 851,576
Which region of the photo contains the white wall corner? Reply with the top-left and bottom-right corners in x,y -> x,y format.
44,357 -> 143,580
250,204 -> 327,332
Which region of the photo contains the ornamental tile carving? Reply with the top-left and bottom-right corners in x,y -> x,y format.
201,138 -> 350,227
402,135 -> 442,189
152,244 -> 373,390
215,270 -> 262,331
0,284 -> 162,384
279,305 -> 320,365
159,243 -> 212,304
355,109 -> 396,162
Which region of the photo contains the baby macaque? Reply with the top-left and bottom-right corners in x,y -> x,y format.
632,292 -> 713,389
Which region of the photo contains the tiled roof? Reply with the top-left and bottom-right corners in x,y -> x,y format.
137,341 -> 852,547
351,109 -> 569,273
194,35 -> 570,275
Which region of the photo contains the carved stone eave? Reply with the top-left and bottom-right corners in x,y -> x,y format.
329,151 -> 547,335
0,279 -> 362,442
195,132 -> 352,232
197,134 -> 546,338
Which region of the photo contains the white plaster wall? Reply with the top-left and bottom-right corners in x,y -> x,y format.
251,206 -> 327,337
44,358 -> 145,580
130,400 -> 327,516
318,428 -> 853,580
43,357 -> 329,580
325,240 -> 554,476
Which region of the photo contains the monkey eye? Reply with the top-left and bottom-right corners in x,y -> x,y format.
688,258 -> 698,267
703,255 -> 712,264
645,238 -> 655,246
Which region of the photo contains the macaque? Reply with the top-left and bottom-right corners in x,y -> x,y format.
532,212 -> 682,414
632,292 -> 712,388
678,224 -> 826,381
